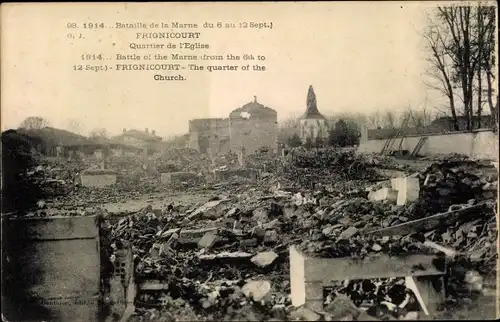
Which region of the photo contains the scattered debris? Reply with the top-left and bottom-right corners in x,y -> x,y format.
4,147 -> 498,321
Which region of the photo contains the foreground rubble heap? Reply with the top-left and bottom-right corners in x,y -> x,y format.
102,151 -> 498,321
11,148 -> 497,320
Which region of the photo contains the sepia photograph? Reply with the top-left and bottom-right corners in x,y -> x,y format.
1,1 -> 499,321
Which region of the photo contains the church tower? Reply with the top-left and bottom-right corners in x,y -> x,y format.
299,85 -> 329,142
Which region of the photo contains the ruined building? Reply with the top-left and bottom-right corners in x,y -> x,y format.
112,128 -> 162,155
229,96 -> 278,154
114,128 -> 162,148
299,85 -> 329,142
188,118 -> 230,155
188,96 -> 278,155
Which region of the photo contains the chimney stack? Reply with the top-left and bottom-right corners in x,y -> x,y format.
152,130 -> 156,136
123,128 -> 126,133
145,128 -> 149,133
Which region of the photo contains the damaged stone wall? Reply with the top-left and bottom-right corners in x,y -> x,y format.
188,118 -> 230,155
358,130 -> 499,159
229,99 -> 278,154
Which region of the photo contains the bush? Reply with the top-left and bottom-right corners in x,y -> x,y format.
328,118 -> 360,147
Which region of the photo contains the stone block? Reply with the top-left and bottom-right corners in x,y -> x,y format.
213,168 -> 260,181
289,245 -> 445,312
242,280 -> 271,302
180,227 -> 219,240
368,188 -> 398,203
390,178 -> 403,191
80,169 -> 117,188
189,199 -> 231,220
198,231 -> 218,249
160,172 -> 198,185
396,177 -> 420,206
2,216 -> 101,321
339,227 -> 358,239
251,251 -> 278,268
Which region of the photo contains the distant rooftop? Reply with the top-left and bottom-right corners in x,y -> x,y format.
115,129 -> 162,141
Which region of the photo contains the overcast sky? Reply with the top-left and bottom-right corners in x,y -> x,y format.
2,2 -> 452,138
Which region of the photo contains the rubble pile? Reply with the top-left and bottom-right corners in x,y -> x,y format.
297,201 -> 496,268
415,160 -> 498,215
282,148 -> 380,186
363,154 -> 401,167
105,155 -> 497,321
24,162 -> 85,197
152,148 -> 213,175
246,151 -> 279,173
6,141 -> 497,321
421,153 -> 471,162
293,159 -> 498,276
103,149 -> 213,192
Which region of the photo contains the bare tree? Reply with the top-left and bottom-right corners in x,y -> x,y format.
424,4 -> 497,131
18,116 -> 50,130
383,110 -> 399,129
423,13 -> 460,130
476,5 -> 498,129
401,106 -> 434,132
366,111 -> 383,129
279,113 -> 300,130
